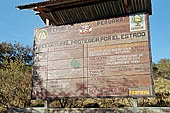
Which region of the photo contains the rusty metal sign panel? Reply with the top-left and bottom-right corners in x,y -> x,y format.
32,13 -> 154,99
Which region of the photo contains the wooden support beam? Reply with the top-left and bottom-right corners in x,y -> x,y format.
49,12 -> 60,25
123,0 -> 132,13
37,6 -> 58,25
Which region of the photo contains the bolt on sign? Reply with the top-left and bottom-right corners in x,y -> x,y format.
32,13 -> 154,99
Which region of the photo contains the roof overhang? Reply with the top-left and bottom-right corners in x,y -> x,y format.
17,0 -> 152,26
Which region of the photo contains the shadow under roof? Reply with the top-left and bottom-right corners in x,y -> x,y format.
17,0 -> 152,26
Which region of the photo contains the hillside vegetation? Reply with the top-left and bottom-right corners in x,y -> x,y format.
0,42 -> 170,112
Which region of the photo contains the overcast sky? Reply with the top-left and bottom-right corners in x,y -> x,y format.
0,0 -> 170,62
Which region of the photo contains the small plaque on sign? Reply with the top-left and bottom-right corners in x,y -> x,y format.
130,14 -> 146,32
129,87 -> 151,96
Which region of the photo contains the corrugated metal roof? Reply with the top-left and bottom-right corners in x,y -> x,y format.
17,0 -> 152,26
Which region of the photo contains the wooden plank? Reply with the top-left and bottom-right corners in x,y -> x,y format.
47,78 -> 86,98
48,68 -> 86,79
88,63 -> 151,77
88,75 -> 152,87
88,87 -> 128,97
48,58 -> 87,70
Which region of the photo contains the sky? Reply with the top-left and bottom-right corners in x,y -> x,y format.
0,0 -> 170,63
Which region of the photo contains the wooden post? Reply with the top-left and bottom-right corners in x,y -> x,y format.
132,99 -> 138,107
46,18 -> 50,26
44,100 -> 48,108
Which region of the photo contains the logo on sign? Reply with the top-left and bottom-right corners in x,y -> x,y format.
130,14 -> 146,32
80,24 -> 92,34
35,29 -> 48,41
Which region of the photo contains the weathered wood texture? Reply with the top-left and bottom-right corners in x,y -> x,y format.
32,13 -> 154,99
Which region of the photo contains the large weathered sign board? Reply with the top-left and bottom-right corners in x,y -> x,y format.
33,13 -> 154,99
